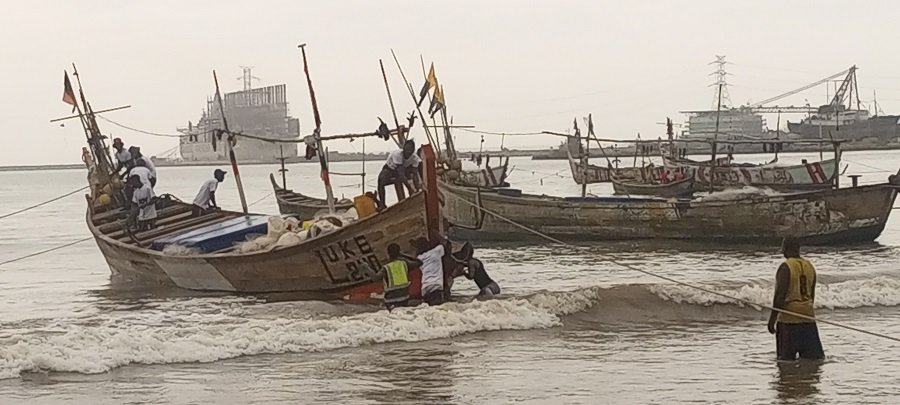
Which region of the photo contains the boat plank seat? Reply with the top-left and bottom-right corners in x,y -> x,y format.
92,207 -> 128,224
96,205 -> 193,233
113,212 -> 232,243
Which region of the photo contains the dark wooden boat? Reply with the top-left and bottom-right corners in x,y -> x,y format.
270,173 -> 353,219
611,175 -> 695,198
439,175 -> 900,245
68,70 -> 443,298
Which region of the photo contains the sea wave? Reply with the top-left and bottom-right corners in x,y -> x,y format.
0,288 -> 600,380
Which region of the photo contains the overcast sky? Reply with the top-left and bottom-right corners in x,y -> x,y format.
3,0 -> 900,165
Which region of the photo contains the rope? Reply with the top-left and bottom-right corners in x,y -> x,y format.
0,237 -> 93,267
443,190 -> 900,343
248,192 -> 274,208
458,128 -> 544,136
0,186 -> 90,221
843,158 -> 893,174
97,115 -> 191,138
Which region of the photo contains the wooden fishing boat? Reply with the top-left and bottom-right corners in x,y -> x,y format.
661,155 -> 837,191
270,173 -> 353,219
611,175 -> 694,198
439,174 -> 900,244
567,148 -> 647,184
65,66 -> 444,298
452,156 -> 510,188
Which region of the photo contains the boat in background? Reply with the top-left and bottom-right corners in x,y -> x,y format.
611,174 -> 694,198
270,173 -> 352,219
440,171 -> 900,244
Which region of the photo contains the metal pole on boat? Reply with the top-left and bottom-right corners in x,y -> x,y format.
278,145 -> 288,189
213,70 -> 249,214
298,43 -> 336,214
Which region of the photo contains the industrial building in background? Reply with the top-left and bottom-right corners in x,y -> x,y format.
178,68 -> 300,162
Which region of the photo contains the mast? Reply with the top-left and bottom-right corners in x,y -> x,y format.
709,83 -> 723,192
213,70 -> 249,214
379,59 -> 403,146
298,43 -> 335,213
361,139 -> 366,195
278,145 -> 288,189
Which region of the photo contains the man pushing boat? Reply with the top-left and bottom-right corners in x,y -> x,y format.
376,139 -> 421,209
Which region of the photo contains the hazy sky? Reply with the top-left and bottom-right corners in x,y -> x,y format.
4,1 -> 900,165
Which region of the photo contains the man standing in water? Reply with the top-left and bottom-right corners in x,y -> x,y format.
416,237 -> 446,305
768,237 -> 825,360
379,243 -> 422,310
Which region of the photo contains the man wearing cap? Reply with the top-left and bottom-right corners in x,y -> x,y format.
112,138 -> 132,174
192,169 -> 226,217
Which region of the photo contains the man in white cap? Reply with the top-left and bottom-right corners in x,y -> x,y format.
193,169 -> 227,216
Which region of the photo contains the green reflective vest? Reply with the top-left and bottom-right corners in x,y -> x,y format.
383,259 -> 409,292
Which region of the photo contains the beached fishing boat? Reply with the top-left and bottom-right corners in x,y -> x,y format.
661,155 -> 837,191
440,172 -> 900,244
66,64 -> 444,298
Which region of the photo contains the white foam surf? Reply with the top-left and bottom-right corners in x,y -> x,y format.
0,289 -> 601,379
649,276 -> 900,309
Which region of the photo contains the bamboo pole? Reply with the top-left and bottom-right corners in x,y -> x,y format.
298,43 -> 335,214
213,70 -> 249,214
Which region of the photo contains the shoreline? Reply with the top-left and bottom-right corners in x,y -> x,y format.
3,144 -> 898,172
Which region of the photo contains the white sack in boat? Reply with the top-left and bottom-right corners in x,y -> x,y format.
162,244 -> 201,256
275,231 -> 303,248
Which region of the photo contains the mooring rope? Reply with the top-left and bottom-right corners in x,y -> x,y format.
444,190 -> 900,343
0,237 -> 93,267
0,185 -> 90,221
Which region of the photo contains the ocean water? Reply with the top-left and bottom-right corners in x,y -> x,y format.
1,150 -> 899,404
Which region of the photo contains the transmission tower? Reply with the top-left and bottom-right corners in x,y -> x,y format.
238,66 -> 261,90
708,55 -> 732,109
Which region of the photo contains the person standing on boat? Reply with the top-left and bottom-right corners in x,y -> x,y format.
192,169 -> 226,217
130,175 -> 157,231
125,159 -> 153,208
379,243 -> 422,310
415,236 -> 446,305
767,237 -> 825,361
376,140 -> 421,209
129,146 -> 157,188
112,138 -> 132,174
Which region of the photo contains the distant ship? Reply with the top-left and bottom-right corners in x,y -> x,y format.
178,73 -> 299,162
787,66 -> 900,144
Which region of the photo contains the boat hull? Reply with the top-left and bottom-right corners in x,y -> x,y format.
611,177 -> 694,198
439,182 -> 898,245
90,192 -> 430,296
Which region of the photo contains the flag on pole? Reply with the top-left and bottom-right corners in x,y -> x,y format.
417,63 -> 438,107
62,71 -> 77,112
429,85 -> 445,117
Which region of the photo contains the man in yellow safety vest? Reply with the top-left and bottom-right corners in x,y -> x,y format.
380,243 -> 422,310
767,237 -> 825,361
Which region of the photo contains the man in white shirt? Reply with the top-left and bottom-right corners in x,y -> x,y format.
129,146 -> 157,187
415,236 -> 446,305
130,175 -> 157,231
112,138 -> 132,174
376,140 -> 421,209
193,169 -> 226,216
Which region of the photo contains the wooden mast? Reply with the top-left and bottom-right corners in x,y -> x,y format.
213,70 -> 249,214
298,43 -> 335,214
709,83 -> 723,192
379,59 -> 403,146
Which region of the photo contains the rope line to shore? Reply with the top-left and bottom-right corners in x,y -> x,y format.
444,190 -> 900,344
0,186 -> 90,221
0,237 -> 93,267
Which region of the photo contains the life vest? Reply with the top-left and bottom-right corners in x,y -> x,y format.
383,260 -> 410,303
777,257 -> 816,324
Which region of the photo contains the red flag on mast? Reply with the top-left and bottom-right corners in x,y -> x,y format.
62,72 -> 77,112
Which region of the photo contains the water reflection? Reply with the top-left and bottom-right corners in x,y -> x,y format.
772,360 -> 823,404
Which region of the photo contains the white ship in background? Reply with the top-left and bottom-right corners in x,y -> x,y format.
177,68 -> 299,162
